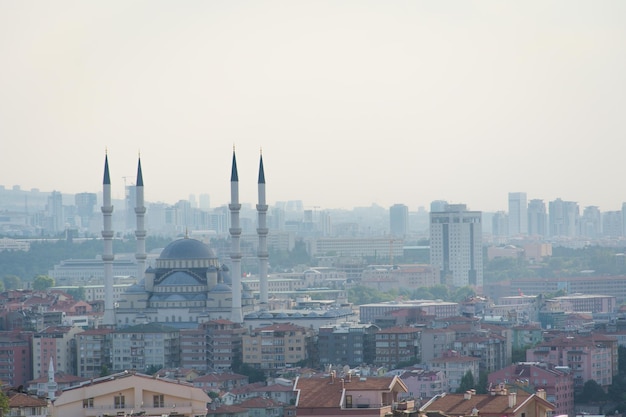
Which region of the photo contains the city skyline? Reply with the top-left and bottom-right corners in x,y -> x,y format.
1,2 -> 625,212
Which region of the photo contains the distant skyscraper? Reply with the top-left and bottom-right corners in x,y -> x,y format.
430,200 -> 448,213
579,206 -> 601,238
124,184 -> 137,232
549,198 -> 579,237
389,204 -> 409,237
199,193 -> 210,211
491,211 -> 508,238
527,199 -> 548,237
430,204 -> 483,289
602,211 -> 622,238
508,192 -> 528,236
46,190 -> 64,233
75,192 -> 97,229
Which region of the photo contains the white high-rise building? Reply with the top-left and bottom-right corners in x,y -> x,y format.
430,204 -> 483,289
508,192 -> 528,236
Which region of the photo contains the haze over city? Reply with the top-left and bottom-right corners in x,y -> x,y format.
1,1 -> 625,211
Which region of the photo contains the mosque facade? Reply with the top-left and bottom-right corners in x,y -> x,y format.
103,151 -> 265,329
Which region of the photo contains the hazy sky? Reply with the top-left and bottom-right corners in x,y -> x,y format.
1,1 -> 625,212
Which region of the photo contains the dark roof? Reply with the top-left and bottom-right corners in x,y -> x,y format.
231,150 -> 238,182
103,154 -> 111,185
8,393 -> 48,408
159,238 -> 215,260
258,155 -> 265,184
136,157 -> 144,186
116,322 -> 178,334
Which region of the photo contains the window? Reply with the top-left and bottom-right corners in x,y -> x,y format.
114,395 -> 125,409
82,398 -> 94,408
153,394 -> 165,408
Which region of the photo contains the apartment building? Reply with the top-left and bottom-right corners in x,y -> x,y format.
526,333 -> 618,391
242,323 -> 313,371
374,326 -> 421,369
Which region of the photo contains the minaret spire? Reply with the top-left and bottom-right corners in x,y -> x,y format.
135,155 -> 147,281
102,153 -> 115,326
47,357 -> 58,400
229,148 -> 243,323
257,150 -> 269,304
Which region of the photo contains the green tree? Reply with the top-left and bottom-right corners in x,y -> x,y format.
2,275 -> 21,290
512,346 -> 529,363
0,390 -> 8,417
66,286 -> 86,301
619,346 -> 626,374
476,372 -> 488,394
456,370 -> 475,393
576,379 -> 607,403
33,275 -> 55,291
452,286 -> 476,302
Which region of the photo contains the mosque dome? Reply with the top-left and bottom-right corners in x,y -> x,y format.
159,238 -> 216,260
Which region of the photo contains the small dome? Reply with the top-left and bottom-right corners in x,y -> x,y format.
259,312 -> 274,319
159,238 -> 216,260
126,279 -> 146,293
210,283 -> 232,293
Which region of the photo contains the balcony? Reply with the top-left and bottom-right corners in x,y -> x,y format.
81,402 -> 197,417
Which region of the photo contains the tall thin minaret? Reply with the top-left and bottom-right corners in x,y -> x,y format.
229,149 -> 243,323
47,357 -> 58,400
257,151 -> 269,305
135,156 -> 147,281
102,153 -> 115,326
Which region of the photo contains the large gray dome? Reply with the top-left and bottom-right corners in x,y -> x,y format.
159,238 -> 216,260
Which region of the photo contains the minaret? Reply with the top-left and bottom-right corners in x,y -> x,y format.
47,355 -> 57,400
229,149 -> 243,323
135,156 -> 147,281
257,151 -> 269,304
101,153 -> 116,327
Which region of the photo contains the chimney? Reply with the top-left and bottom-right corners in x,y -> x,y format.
464,391 -> 472,400
536,389 -> 546,400
508,392 -> 517,408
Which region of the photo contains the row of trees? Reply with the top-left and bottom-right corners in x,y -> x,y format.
347,285 -> 476,305
0,236 -> 172,284
484,246 -> 626,283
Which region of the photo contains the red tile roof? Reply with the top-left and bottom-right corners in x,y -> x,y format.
422,391 -> 553,417
295,375 -> 406,409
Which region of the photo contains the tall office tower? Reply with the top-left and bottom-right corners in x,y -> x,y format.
491,211 -> 508,238
508,192 -> 528,236
75,192 -> 97,229
257,153 -> 269,305
549,198 -> 579,237
101,155 -> 115,327
134,157 -> 147,281
189,193 -> 197,208
124,183 -> 137,232
389,204 -> 409,237
602,211 -> 622,238
430,200 -> 448,213
199,193 -> 210,211
229,150 -> 243,323
528,199 -> 548,237
46,190 -> 64,233
430,204 -> 483,289
579,206 -> 602,238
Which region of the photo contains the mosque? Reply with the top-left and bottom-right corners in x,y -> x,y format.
102,151 -> 269,328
